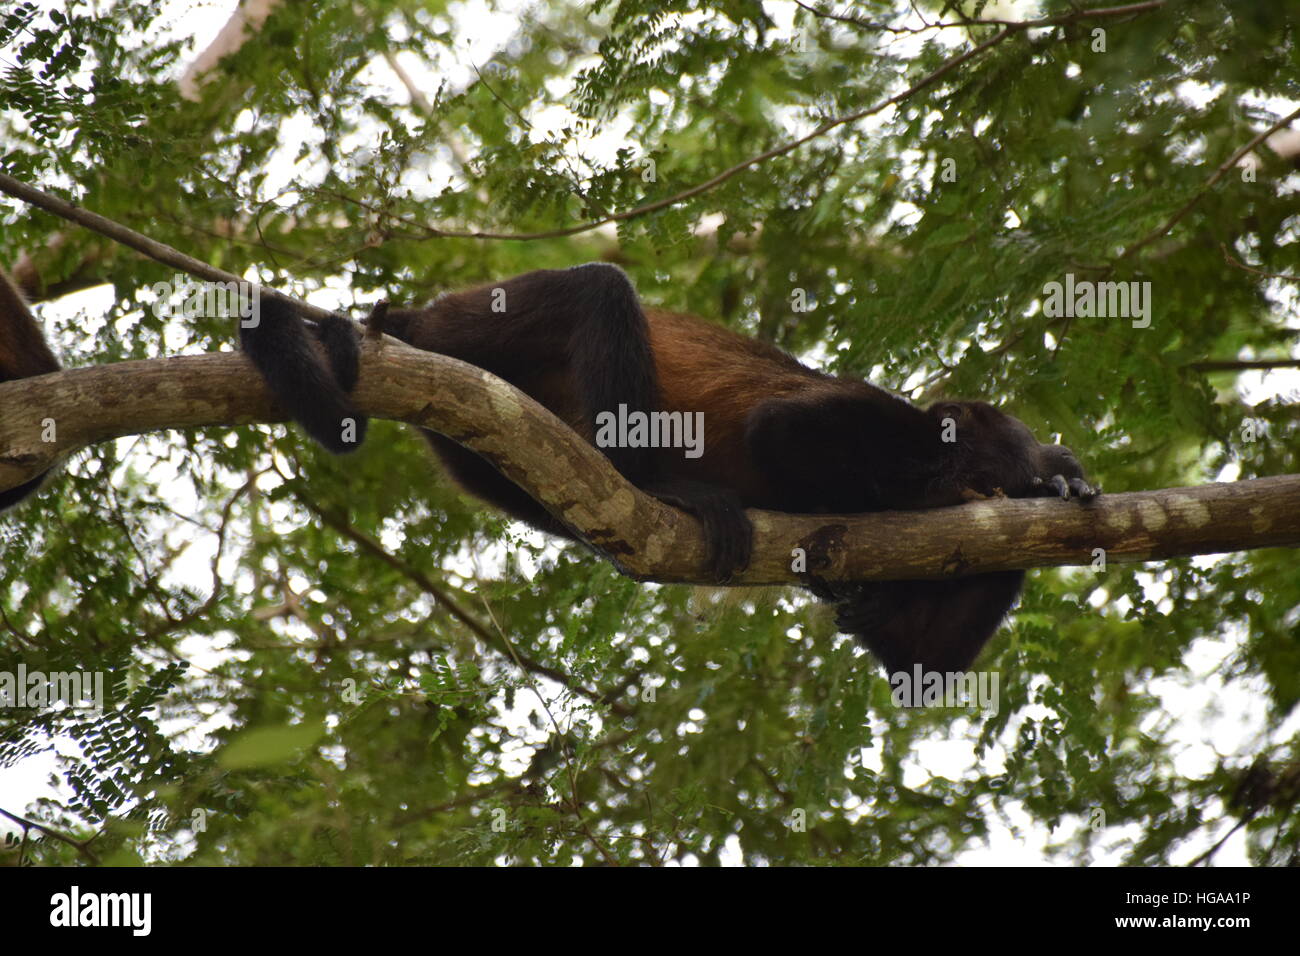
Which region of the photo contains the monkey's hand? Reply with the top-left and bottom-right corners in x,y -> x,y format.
830,585 -> 890,635
1030,444 -> 1099,501
805,579 -> 886,632
643,479 -> 752,583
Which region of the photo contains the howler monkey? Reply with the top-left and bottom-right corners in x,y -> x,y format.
0,267 -> 60,510
240,262 -> 1097,677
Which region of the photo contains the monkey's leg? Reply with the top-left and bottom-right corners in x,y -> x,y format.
635,476 -> 751,583
395,263 -> 751,579
420,431 -> 577,539
398,263 -> 659,477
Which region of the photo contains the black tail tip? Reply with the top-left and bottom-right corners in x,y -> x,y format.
302,411 -> 368,454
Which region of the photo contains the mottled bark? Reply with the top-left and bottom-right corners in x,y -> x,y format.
3,339 -> 1296,584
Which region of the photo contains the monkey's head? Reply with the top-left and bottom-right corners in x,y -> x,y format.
925,400 -> 1092,500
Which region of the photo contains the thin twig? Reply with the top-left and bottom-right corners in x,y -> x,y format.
480,598 -> 620,866
1189,358 -> 1300,373
0,806 -> 101,864
1121,105 -> 1300,262
319,21 -> 1031,243
1220,242 -> 1300,283
0,172 -> 335,321
791,0 -> 1165,35
292,490 -> 633,717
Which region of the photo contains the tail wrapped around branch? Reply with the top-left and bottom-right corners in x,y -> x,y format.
239,295 -> 368,454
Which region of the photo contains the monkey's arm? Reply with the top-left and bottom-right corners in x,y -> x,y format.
830,572 -> 1027,676
745,390 -> 1098,676
743,387 -> 951,514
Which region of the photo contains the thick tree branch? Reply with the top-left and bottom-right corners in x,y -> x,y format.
177,0 -> 282,101
3,343 -> 1297,584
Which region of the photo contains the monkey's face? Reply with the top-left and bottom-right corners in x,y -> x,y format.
924,400 -> 1091,499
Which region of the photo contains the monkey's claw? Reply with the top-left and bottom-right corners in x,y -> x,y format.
1032,474 -> 1099,501
1069,476 -> 1099,500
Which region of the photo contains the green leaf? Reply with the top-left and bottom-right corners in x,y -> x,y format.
218,722 -> 326,770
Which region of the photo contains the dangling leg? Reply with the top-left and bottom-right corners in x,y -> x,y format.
392,263 -> 751,579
